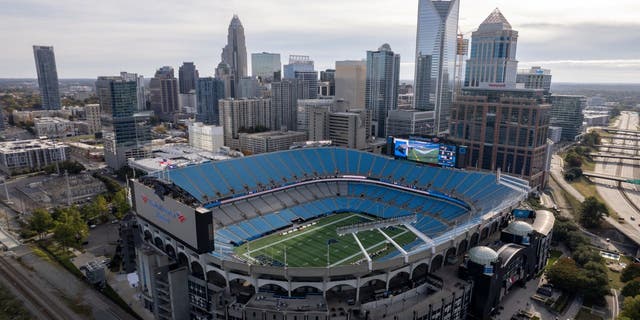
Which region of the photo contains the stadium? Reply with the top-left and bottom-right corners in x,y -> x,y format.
131,147 -> 530,320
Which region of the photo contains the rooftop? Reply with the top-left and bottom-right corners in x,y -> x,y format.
480,8 -> 512,30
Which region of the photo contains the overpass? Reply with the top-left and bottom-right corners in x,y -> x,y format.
603,128 -> 640,136
596,144 -> 640,151
582,171 -> 640,185
589,153 -> 639,161
602,136 -> 640,142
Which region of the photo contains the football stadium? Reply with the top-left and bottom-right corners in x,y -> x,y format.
131,147 -> 532,320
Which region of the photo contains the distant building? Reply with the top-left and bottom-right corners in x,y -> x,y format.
335,60 -> 366,108
414,0 -> 460,134
219,98 -> 275,149
178,62 -> 199,94
120,72 -> 147,111
0,139 -> 70,175
196,77 -> 225,125
239,130 -> 307,154
149,66 -> 180,121
188,122 -> 224,153
385,109 -> 435,137
34,117 -> 77,138
221,15 -> 248,98
464,9 -> 519,88
95,76 -> 122,114
296,99 -> 335,135
584,114 -> 609,127
365,44 -> 400,138
294,71 -> 318,100
283,55 -> 314,79
516,67 -> 552,94
320,69 -> 336,96
215,63 -> 234,99
550,95 -> 586,141
33,45 -> 61,110
251,52 -> 281,83
238,77 -> 260,98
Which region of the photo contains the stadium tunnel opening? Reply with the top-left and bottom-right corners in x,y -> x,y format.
206,270 -> 227,288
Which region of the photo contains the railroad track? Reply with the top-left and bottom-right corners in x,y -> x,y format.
0,255 -> 76,320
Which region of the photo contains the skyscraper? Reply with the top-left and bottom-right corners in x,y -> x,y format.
335,60 -> 367,108
219,98 -> 275,149
215,63 -> 234,99
120,72 -> 146,111
33,45 -> 61,110
320,69 -> 336,96
517,67 -> 552,94
365,44 -> 400,138
283,55 -> 314,79
550,95 -> 586,142
464,9 -> 519,88
196,77 -> 225,125
95,76 -> 122,114
221,15 -> 248,98
414,0 -> 460,134
149,66 -> 179,121
251,52 -> 281,83
178,62 -> 199,94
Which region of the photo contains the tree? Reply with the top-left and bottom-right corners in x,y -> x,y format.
28,208 -> 53,239
622,263 -> 640,282
622,279 -> 640,297
620,295 -> 640,320
113,189 -> 130,219
565,152 -> 583,168
573,246 -> 603,266
579,196 -> 608,228
581,131 -> 601,148
95,195 -> 109,217
53,207 -> 88,249
564,167 -> 583,181
546,258 -> 583,292
582,261 -> 610,303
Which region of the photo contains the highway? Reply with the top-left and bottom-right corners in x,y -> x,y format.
594,112 -> 640,236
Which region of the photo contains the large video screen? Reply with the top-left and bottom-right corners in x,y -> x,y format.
438,145 -> 457,167
394,139 -> 440,165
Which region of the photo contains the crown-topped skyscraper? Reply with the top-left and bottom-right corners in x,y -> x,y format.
221,15 -> 248,98
464,8 -> 519,88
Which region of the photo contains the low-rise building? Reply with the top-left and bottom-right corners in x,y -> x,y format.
188,122 -> 224,153
34,117 -> 77,138
0,139 -> 70,175
238,130 -> 307,154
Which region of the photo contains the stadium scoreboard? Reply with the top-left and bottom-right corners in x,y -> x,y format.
388,136 -> 468,169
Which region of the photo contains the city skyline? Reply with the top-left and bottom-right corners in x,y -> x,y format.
2,0 -> 640,83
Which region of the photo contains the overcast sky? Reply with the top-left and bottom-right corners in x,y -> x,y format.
2,0 -> 640,83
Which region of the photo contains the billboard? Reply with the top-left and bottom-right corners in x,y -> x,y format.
133,181 -> 213,252
438,145 -> 457,167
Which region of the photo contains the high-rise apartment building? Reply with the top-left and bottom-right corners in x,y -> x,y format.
271,80 -> 299,131
149,66 -> 180,121
178,62 -> 199,94
283,55 -> 314,79
365,44 -> 400,138
549,95 -> 586,142
335,60 -> 367,108
219,98 -> 275,149
120,72 -> 146,111
517,67 -> 552,94
196,77 -> 225,125
251,52 -> 281,83
33,45 -> 61,110
464,9 -> 519,88
414,0 -> 460,134
385,109 -> 435,137
221,15 -> 248,98
449,88 -> 551,188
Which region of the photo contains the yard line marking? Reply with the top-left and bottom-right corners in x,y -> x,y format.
329,230 -> 410,267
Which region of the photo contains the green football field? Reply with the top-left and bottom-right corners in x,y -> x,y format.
407,146 -> 439,164
234,213 -> 418,267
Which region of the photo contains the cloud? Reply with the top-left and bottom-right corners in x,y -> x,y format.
0,0 -> 638,83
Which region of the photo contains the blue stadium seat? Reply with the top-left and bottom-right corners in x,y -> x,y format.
334,149 -> 349,174
346,150 -> 360,174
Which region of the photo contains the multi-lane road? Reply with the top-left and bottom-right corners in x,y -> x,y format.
593,111 -> 640,237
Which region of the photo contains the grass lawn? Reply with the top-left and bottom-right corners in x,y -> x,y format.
606,255 -> 632,290
545,249 -> 563,271
575,307 -> 603,320
235,213 -> 417,267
